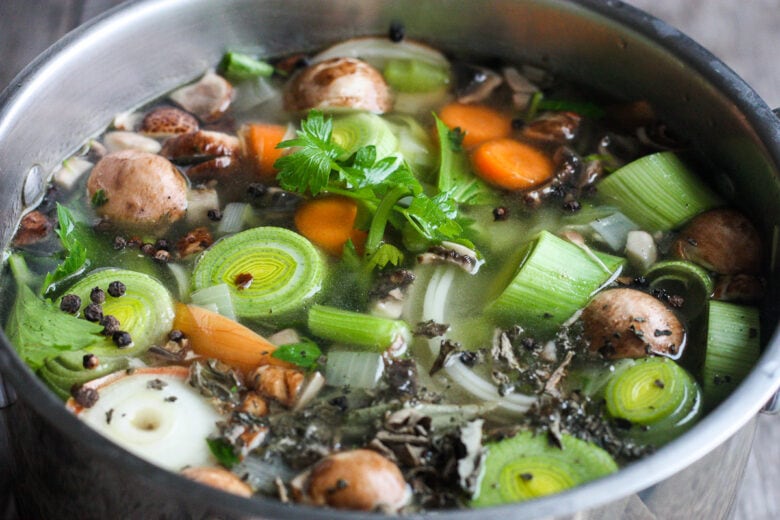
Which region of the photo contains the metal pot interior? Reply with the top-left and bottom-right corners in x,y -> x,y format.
1,0 -> 779,518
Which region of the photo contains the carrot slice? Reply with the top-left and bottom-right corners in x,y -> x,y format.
173,303 -> 290,372
239,123 -> 288,179
294,195 -> 367,256
438,103 -> 512,148
470,138 -> 555,191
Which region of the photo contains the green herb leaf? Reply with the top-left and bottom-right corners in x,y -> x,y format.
271,339 -> 323,369
5,280 -> 104,370
91,189 -> 108,208
42,203 -> 89,295
448,126 -> 465,152
537,98 -> 605,119
275,110 -> 344,195
206,438 -> 240,469
366,243 -> 405,270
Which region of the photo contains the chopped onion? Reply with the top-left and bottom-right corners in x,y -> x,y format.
191,283 -> 236,320
217,202 -> 255,235
325,349 -> 384,390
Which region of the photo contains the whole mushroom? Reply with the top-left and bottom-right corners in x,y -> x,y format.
284,57 -> 392,114
581,288 -> 685,359
291,449 -> 409,512
672,208 -> 762,274
86,150 -> 188,231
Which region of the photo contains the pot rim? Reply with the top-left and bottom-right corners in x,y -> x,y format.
1,0 -> 779,518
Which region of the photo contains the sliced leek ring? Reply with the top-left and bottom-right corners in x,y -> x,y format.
62,268 -> 175,358
472,431 -> 617,506
192,226 -> 325,321
331,112 -> 398,160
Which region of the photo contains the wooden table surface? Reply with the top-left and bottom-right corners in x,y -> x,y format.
0,1 -> 778,519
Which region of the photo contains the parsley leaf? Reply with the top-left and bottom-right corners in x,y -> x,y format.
275,110 -> 344,195
5,261 -> 103,370
206,438 -> 240,469
366,243 -> 404,270
271,339 -> 322,369
41,203 -> 89,295
91,189 -> 108,207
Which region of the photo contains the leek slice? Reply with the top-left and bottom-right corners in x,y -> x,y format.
192,227 -> 325,322
331,112 -> 398,160
472,431 -> 617,506
701,301 -> 760,407
39,352 -> 129,400
605,357 -> 702,445
383,59 -> 450,93
308,304 -> 410,353
645,260 -> 714,319
487,230 -> 624,337
312,37 -> 450,70
597,152 -> 721,232
325,349 -> 384,389
61,268 -> 175,358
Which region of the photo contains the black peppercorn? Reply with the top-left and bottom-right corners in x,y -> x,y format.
247,183 -> 267,198
60,294 -> 82,314
154,238 -> 170,251
82,353 -> 99,370
168,329 -> 185,342
140,243 -> 155,255
112,331 -> 133,348
90,287 -> 106,304
113,235 -> 127,250
388,21 -> 405,42
207,209 -> 223,221
492,206 -> 509,221
71,384 -> 99,408
108,281 -> 126,297
101,315 -> 120,336
84,303 -> 103,322
153,249 -> 171,263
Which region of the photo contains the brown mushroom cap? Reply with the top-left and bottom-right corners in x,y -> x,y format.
140,106 -> 199,138
582,288 -> 685,359
284,57 -> 392,114
291,449 -> 409,511
672,208 -> 762,274
86,150 -> 188,231
180,466 -> 253,497
170,72 -> 234,123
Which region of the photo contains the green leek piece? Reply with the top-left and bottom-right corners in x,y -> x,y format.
644,260 -> 714,320
219,51 -> 275,81
192,227 -> 325,321
38,352 -> 128,400
190,283 -> 236,321
383,58 -> 450,93
605,357 -> 702,445
472,430 -> 617,507
331,112 -> 398,160
597,152 -> 721,231
61,268 -> 175,358
701,301 -> 760,407
325,349 -> 384,389
487,230 -> 625,336
308,304 -> 410,352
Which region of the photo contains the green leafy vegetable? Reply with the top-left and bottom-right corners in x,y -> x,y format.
271,339 -> 323,369
537,98 -> 605,119
5,258 -> 103,370
275,111 -> 478,267
41,203 -> 89,295
91,189 -> 108,208
206,437 -> 240,469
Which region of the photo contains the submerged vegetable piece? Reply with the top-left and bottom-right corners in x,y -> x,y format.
582,288 -> 685,359
308,304 -> 411,353
60,268 -> 175,358
471,138 -> 554,191
239,123 -> 288,179
294,196 -> 367,256
472,431 -> 617,506
605,357 -> 702,445
173,303 -> 289,372
438,103 -> 512,148
67,366 -> 221,471
39,351 -> 128,400
191,226 -> 325,321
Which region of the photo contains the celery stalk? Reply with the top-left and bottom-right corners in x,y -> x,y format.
308,304 -> 410,352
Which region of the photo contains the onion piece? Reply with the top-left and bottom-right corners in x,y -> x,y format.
68,366 -> 222,472
312,37 -> 449,70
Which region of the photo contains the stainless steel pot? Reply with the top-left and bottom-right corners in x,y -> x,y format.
1,1 -> 778,518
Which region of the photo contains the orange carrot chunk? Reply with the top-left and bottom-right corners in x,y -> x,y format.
173,303 -> 290,372
294,195 -> 367,256
239,123 -> 288,179
438,103 -> 512,148
470,138 -> 555,191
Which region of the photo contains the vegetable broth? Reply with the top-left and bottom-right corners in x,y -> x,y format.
2,32 -> 766,512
